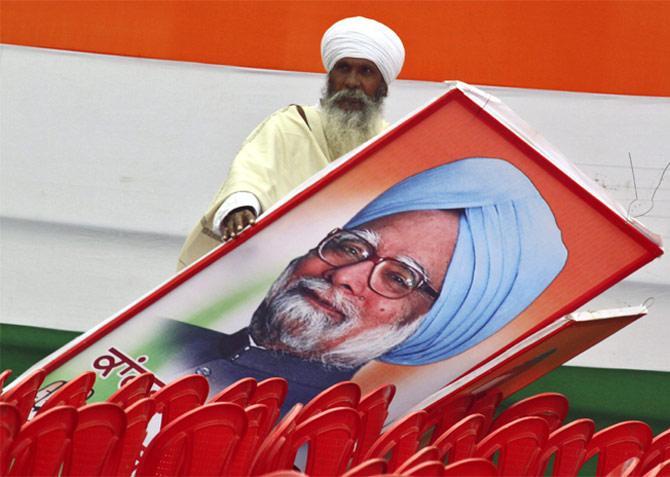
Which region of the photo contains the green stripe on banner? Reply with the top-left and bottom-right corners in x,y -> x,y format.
2,323 -> 669,436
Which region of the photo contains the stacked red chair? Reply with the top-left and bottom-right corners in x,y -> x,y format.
583,420 -> 653,476
490,392 -> 569,433
210,377 -> 257,406
0,369 -> 46,423
350,384 -> 395,466
533,418 -> 595,476
151,374 -> 209,430
135,402 -> 247,476
62,402 -> 126,476
36,371 -> 95,415
360,410 -> 427,472
5,406 -> 77,476
433,413 -> 486,464
642,428 -> 670,475
474,416 -> 550,476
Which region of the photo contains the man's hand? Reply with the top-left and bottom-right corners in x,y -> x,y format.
221,207 -> 257,241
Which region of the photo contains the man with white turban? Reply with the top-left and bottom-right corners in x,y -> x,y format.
178,16 -> 405,269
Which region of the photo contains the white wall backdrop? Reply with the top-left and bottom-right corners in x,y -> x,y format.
1,45 -> 668,371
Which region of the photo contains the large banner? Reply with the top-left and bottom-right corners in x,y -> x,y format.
26,83 -> 662,419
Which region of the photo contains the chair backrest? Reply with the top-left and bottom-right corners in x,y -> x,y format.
341,457 -> 387,477
62,402 -> 126,476
227,404 -> 271,477
350,384 -> 395,466
468,391 -> 503,439
0,369 -> 12,395
135,402 -> 247,476
0,368 -> 46,422
395,445 -> 440,474
424,394 -> 473,445
106,373 -> 154,409
474,415 -> 549,476
361,409 -> 428,472
433,413 -> 486,464
151,374 -> 209,429
491,392 -> 569,433
583,420 -> 653,477
643,458 -> 670,477
37,371 -> 96,415
289,407 -> 360,477
400,460 -> 445,476
6,405 -> 78,476
0,403 -> 21,474
443,457 -> 498,476
209,377 -> 257,406
642,428 -> 670,474
108,397 -> 156,476
249,403 -> 304,476
533,418 -> 595,477
250,377 -> 288,428
297,381 -> 361,423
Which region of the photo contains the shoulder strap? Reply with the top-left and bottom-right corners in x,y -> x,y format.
292,104 -> 311,130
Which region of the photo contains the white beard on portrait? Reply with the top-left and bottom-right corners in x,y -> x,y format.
250,260 -> 421,369
319,85 -> 386,160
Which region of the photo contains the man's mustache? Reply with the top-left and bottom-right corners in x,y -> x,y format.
287,276 -> 361,323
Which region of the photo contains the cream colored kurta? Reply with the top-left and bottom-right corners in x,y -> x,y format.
178,105 -> 334,269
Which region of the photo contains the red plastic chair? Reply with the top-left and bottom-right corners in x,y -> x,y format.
491,392 -> 569,433
62,402 -> 126,476
135,402 -> 247,476
605,456 -> 641,477
424,394 -> 473,445
361,410 -> 428,472
0,403 -> 21,474
151,374 -> 209,429
468,391 -> 502,439
249,403 -> 304,476
6,405 -> 78,476
642,428 -> 670,474
0,368 -> 46,422
37,371 -> 96,415
583,420 -> 653,477
297,381 -> 361,423
250,377 -> 288,428
342,457 -> 387,477
210,377 -> 257,406
287,407 -> 360,477
350,384 -> 396,466
443,457 -> 498,476
474,416 -> 549,476
0,369 -> 12,395
433,413 -> 486,464
401,460 -> 445,476
228,404 -> 271,476
108,397 -> 156,476
395,446 -> 440,474
644,458 -> 670,477
106,372 -> 154,409
533,418 -> 595,477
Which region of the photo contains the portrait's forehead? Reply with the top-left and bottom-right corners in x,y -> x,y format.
352,210 -> 460,289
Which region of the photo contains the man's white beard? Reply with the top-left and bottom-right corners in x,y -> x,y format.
250,262 -> 421,369
320,88 -> 385,160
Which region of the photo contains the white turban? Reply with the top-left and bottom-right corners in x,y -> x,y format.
321,16 -> 405,84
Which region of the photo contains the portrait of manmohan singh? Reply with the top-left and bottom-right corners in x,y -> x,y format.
163,158 -> 568,411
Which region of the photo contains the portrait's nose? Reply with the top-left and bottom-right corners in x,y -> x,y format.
323,260 -> 373,297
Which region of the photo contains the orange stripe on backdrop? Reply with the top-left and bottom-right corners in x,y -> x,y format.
1,0 -> 669,96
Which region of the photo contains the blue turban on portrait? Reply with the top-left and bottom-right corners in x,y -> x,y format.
344,158 -> 568,365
